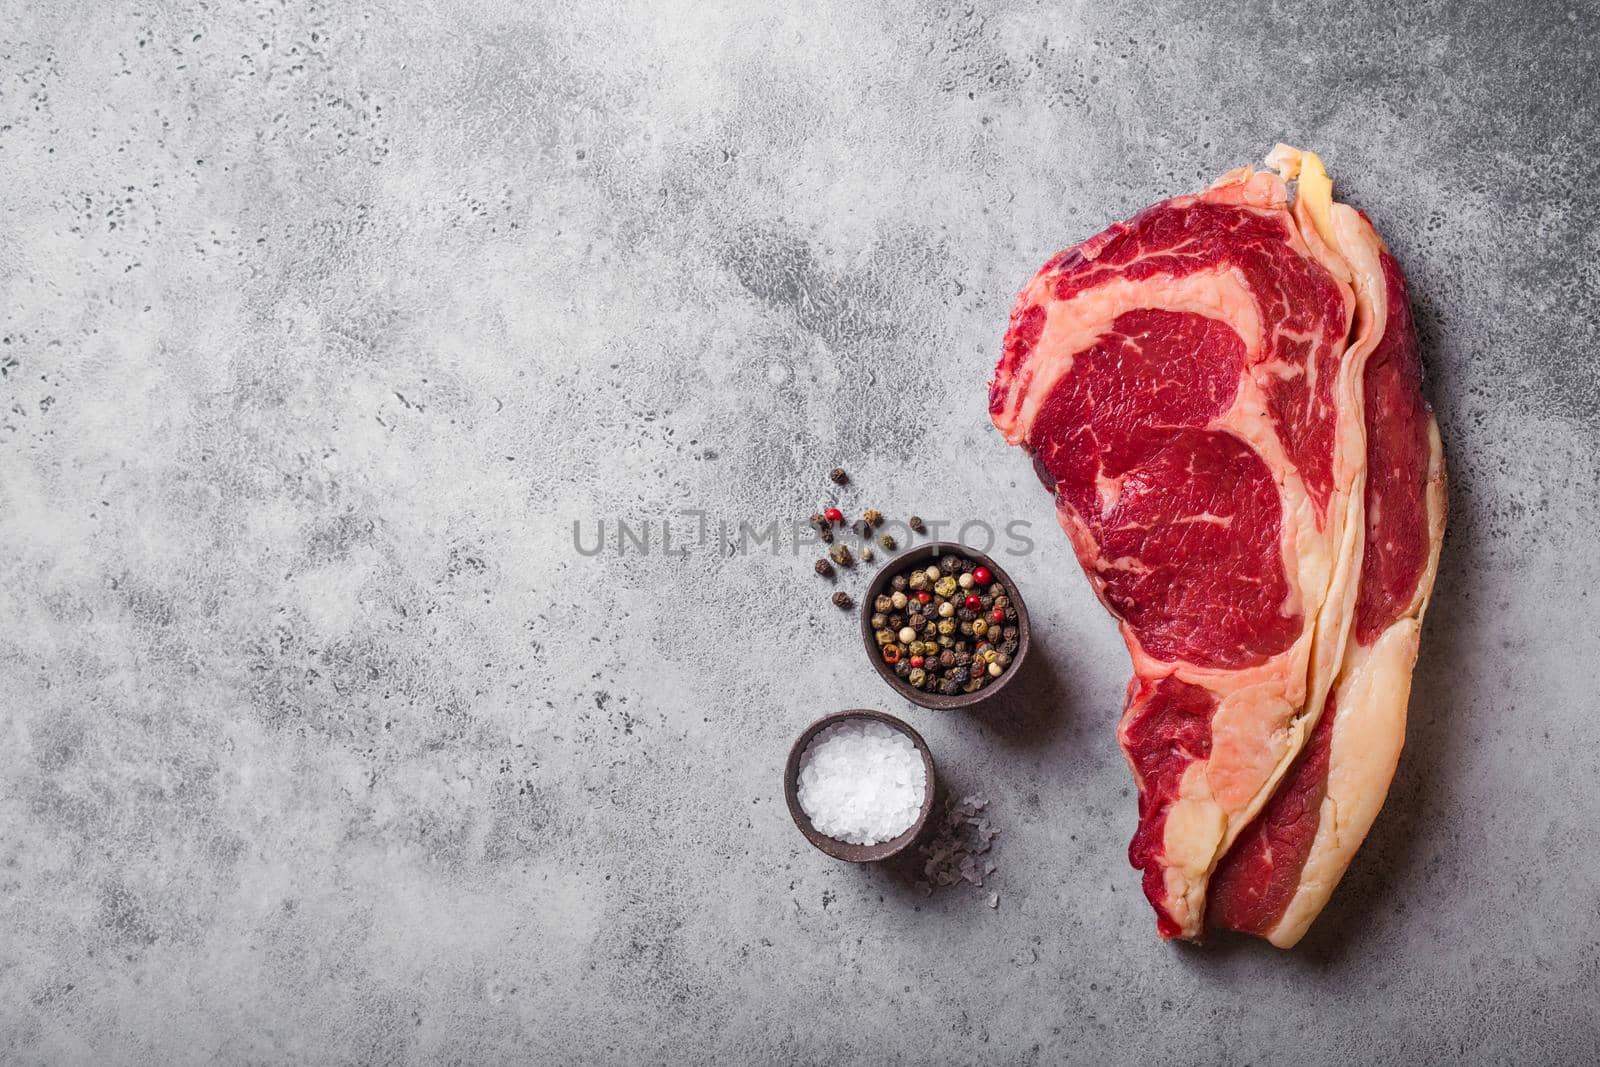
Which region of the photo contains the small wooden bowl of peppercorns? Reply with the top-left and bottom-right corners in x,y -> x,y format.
860,542 -> 1030,710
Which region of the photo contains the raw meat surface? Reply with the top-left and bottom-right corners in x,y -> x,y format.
1206,234 -> 1446,947
990,147 -> 1445,944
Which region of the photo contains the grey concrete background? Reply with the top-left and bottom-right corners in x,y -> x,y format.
2,0 -> 1597,1062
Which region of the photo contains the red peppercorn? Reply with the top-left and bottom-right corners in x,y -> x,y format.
823,507 -> 844,524
916,591 -> 931,604
910,655 -> 924,668
964,594 -> 981,611
882,646 -> 901,664
972,566 -> 992,585
991,608 -> 1006,622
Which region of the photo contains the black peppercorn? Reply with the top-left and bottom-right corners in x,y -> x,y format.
909,515 -> 926,533
831,591 -> 852,608
829,467 -> 849,485
939,554 -> 960,572
819,528 -> 833,544
894,659 -> 912,678
891,575 -> 908,592
814,559 -> 834,578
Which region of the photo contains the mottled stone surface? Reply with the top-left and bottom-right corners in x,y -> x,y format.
2,1 -> 1597,1062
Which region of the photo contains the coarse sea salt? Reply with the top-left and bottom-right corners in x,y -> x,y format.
796,719 -> 927,846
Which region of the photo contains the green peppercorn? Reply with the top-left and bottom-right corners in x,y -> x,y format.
908,571 -> 929,591
934,576 -> 958,598
830,543 -> 852,567
874,595 -> 893,613
875,629 -> 894,646
863,508 -> 883,527
871,612 -> 887,629
908,667 -> 927,687
879,533 -> 896,551
938,618 -> 956,636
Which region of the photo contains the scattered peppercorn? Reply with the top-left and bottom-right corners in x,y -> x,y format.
829,543 -> 853,567
829,467 -> 849,485
860,546 -> 875,562
819,528 -> 833,544
863,508 -> 883,527
815,559 -> 834,578
880,533 -> 897,551
909,515 -> 926,533
808,512 -> 829,532
824,506 -> 844,524
831,591 -> 852,608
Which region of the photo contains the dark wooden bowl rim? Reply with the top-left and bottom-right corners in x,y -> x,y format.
783,709 -> 937,863
859,541 -> 1032,710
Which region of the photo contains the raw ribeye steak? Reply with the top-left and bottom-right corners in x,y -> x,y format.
989,146 -> 1445,944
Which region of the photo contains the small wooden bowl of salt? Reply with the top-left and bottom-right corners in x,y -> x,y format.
783,709 -> 937,863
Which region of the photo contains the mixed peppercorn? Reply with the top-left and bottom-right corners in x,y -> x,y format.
807,468 -> 1022,698
872,554 -> 1020,696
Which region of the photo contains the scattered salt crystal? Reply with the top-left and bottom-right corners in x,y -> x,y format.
988,892 -> 999,909
918,793 -> 1003,898
796,719 -> 927,846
